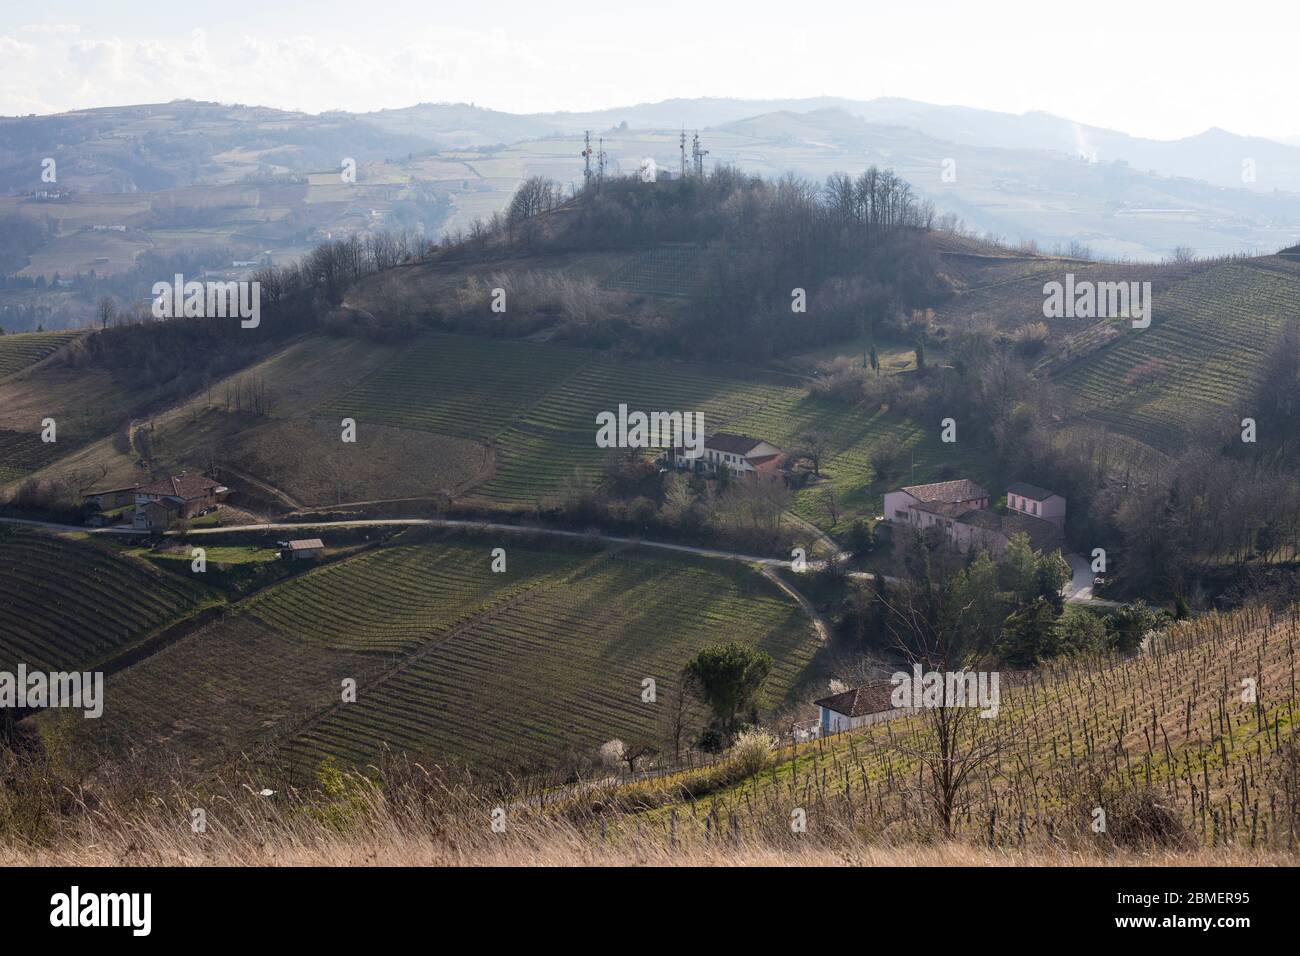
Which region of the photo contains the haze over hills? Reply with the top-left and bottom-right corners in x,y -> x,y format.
365,95 -> 1300,193
3,94 -> 1300,334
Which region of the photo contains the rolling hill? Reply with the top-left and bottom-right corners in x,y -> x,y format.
4,96 -> 1300,337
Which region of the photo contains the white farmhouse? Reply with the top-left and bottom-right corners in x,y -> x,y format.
664,433 -> 785,479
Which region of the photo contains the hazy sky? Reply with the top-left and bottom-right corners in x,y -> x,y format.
2,0 -> 1295,141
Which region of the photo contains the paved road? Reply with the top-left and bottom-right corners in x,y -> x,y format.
0,515 -> 1118,607
1063,552 -> 1121,607
181,517 -> 822,570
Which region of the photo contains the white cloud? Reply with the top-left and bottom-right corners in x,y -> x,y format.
0,36 -> 39,61
0,1 -> 1294,140
19,24 -> 81,35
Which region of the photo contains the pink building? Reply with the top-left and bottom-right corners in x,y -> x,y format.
1006,482 -> 1067,528
884,478 -> 1064,555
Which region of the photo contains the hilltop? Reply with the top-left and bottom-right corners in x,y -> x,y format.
4,95 -> 1300,337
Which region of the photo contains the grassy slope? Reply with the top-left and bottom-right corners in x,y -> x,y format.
0,330 -> 81,379
2,333 -> 403,495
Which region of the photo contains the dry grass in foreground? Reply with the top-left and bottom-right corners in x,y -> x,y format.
1,755 -> 1295,868
4,823 -> 1296,868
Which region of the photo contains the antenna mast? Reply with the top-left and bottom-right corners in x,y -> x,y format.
597,137 -> 606,185
679,128 -> 687,180
691,132 -> 709,179
581,131 -> 593,189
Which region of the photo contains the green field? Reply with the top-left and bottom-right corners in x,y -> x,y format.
317,334 -> 590,438
0,528 -> 213,672
244,540 -> 575,654
485,357 -> 792,504
0,331 -> 80,379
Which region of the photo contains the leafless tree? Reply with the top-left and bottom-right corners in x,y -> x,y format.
876,549 -> 1008,837
95,295 -> 115,329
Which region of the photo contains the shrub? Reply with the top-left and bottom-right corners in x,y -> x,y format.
728,729 -> 775,777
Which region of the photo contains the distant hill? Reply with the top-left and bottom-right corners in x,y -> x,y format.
0,99 -> 438,194
350,95 -> 1300,194
4,96 -> 1300,333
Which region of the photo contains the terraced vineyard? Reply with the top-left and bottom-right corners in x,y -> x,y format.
0,528 -> 213,671
317,334 -> 589,438
1054,260 -> 1300,452
52,617 -> 374,763
0,428 -> 68,484
310,329 -> 978,524
603,244 -> 705,297
246,540 -> 576,654
315,331 -> 804,506
936,257 -> 1213,336
481,359 -> 794,504
726,393 -> 986,534
284,548 -> 819,773
53,535 -> 822,776
0,330 -> 80,379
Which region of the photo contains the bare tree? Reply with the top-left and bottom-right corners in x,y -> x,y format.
800,430 -> 830,477
95,295 -> 116,330
877,540 -> 1008,836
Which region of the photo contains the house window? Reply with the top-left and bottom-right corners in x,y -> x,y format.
1032,501 -> 1039,515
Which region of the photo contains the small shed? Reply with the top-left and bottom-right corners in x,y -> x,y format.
284,538 -> 325,560
814,682 -> 899,735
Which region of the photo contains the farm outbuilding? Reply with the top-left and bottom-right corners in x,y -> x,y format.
283,539 -> 325,560
83,484 -> 141,511
814,682 -> 903,734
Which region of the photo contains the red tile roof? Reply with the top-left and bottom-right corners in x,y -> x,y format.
901,479 -> 988,503
960,509 -> 1062,553
814,682 -> 896,717
87,484 -> 141,496
136,473 -> 224,501
748,453 -> 786,474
